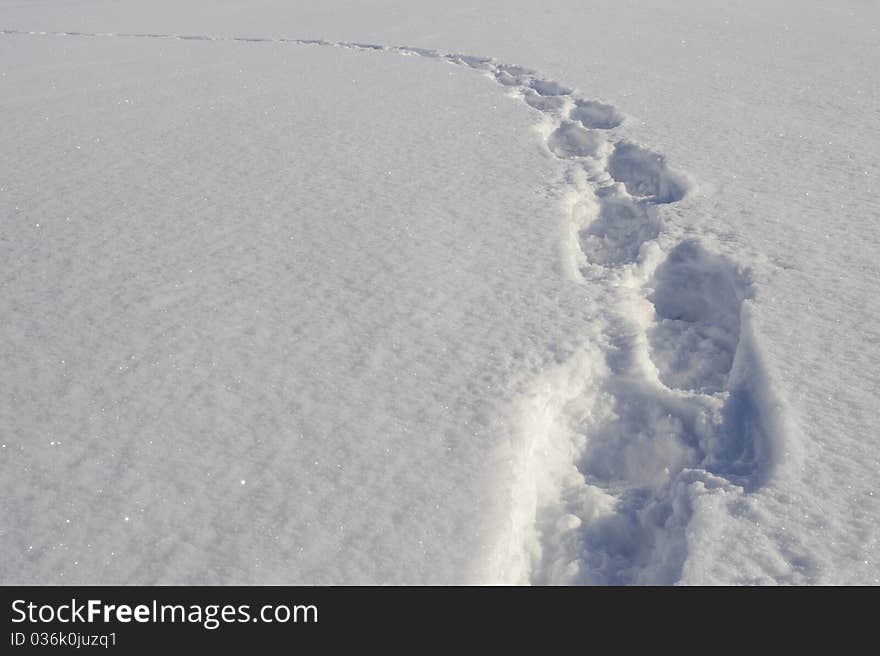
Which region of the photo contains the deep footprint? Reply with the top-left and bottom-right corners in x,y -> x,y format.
547,122 -> 605,159
608,142 -> 689,204
579,185 -> 661,267
562,379 -> 715,584
570,99 -> 623,130
647,241 -> 750,394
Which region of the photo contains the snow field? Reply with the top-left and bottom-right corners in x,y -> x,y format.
3,0 -> 878,585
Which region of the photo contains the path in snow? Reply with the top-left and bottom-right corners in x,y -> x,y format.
0,28 -> 786,584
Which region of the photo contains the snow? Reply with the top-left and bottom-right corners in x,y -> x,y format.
1,1 -> 878,585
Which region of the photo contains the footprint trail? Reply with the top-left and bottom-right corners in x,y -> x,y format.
0,27 -> 782,585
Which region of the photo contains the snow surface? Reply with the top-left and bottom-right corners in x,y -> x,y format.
1,1 -> 878,585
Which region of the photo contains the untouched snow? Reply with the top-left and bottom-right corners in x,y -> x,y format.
1,1 -> 878,585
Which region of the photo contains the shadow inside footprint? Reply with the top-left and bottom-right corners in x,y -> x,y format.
571,384 -> 709,584
578,388 -> 704,489
570,99 -> 623,130
530,79 -> 572,96
608,142 -> 689,204
495,70 -> 523,86
547,122 -> 604,158
524,90 -> 567,113
648,241 -> 750,394
579,187 -> 661,266
446,53 -> 493,69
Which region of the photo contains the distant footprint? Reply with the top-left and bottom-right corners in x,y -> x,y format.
647,241 -> 750,394
530,79 -> 573,96
447,53 -> 493,69
494,64 -> 535,87
523,89 -> 568,113
608,142 -> 689,204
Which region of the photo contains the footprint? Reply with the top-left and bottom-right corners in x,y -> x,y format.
578,386 -> 704,489
547,122 -> 605,159
579,186 -> 661,267
570,99 -> 623,130
647,241 -> 750,394
530,79 -> 573,97
446,53 -> 493,69
395,46 -> 439,58
347,42 -> 385,51
497,63 -> 536,77
495,70 -> 525,86
494,64 -> 536,86
523,89 -> 568,113
608,142 -> 688,204
564,381 -> 711,584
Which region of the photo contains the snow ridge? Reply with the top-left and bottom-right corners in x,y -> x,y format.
1,28 -> 786,584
